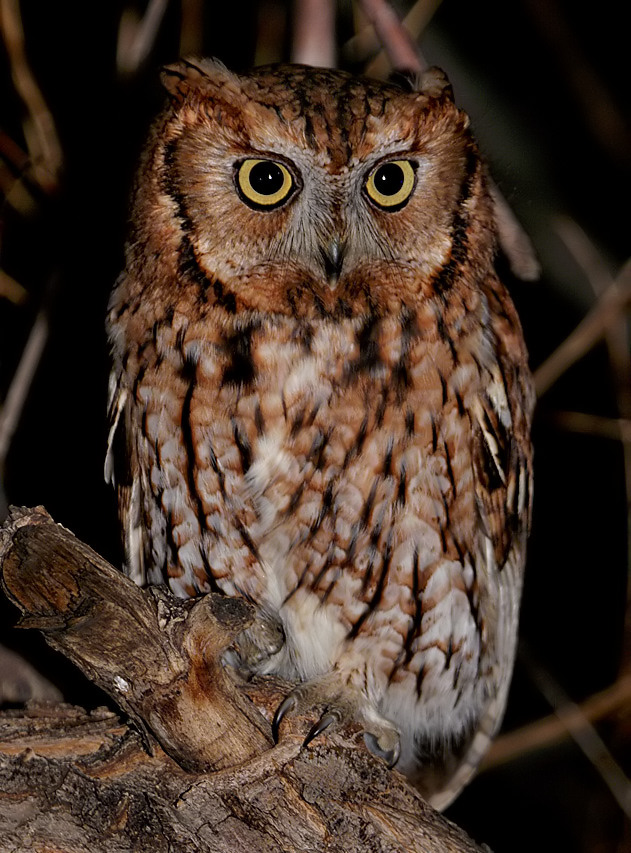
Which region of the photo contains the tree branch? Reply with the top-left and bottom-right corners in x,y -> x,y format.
0,506 -> 486,852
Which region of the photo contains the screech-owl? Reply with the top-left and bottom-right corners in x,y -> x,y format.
106,58 -> 534,809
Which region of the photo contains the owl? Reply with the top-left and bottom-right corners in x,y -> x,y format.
106,58 -> 534,810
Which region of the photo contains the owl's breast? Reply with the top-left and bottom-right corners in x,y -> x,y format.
124,292 -> 505,725
191,316 -> 377,596
178,307 -> 477,609
130,299 -> 488,618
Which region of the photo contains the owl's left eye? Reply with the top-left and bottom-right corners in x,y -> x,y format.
364,159 -> 416,210
235,158 -> 296,209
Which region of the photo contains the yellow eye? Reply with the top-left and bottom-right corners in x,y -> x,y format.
236,158 -> 295,209
365,159 -> 416,210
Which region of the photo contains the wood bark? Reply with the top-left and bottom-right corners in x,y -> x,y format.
0,506 -> 487,852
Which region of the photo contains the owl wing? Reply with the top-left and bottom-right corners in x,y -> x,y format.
426,281 -> 535,811
471,279 -> 534,569
105,374 -> 147,586
470,370 -> 533,570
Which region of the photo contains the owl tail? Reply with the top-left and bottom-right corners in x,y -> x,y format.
420,693 -> 505,811
421,548 -> 526,810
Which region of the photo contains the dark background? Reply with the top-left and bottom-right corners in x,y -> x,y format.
1,1 -> 630,850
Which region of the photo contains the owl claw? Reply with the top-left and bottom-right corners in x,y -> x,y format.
272,693 -> 297,743
364,730 -> 401,768
303,710 -> 340,748
271,678 -> 401,770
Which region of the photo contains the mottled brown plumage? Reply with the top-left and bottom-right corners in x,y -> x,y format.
106,59 -> 534,808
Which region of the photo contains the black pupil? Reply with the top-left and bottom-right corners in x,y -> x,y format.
250,161 -> 285,195
374,163 -> 404,195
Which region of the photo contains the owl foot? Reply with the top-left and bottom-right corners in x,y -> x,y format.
272,675 -> 401,768
227,609 -> 285,672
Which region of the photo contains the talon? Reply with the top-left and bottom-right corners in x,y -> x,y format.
303,710 -> 339,748
272,694 -> 297,742
387,738 -> 401,768
363,731 -> 401,768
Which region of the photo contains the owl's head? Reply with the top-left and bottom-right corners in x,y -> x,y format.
126,59 -> 495,319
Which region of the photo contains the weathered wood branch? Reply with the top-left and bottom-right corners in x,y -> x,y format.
0,506 -> 486,852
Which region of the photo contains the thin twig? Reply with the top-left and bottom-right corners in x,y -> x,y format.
0,268 -> 28,305
0,168 -> 35,216
490,185 -> 541,282
0,0 -> 63,192
291,0 -> 337,67
534,260 -> 631,398
0,127 -> 29,174
345,0 -> 441,68
484,674 -> 631,770
0,129 -> 43,215
116,0 -> 170,75
554,216 -> 631,414
545,410 -> 631,444
358,0 -> 425,74
520,648 -> 631,820
0,306 -> 48,470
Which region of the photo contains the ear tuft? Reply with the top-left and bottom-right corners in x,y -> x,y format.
417,67 -> 454,102
387,68 -> 420,93
160,57 -> 227,101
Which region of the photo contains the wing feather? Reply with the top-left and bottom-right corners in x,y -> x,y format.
105,373 -> 147,585
471,279 -> 535,569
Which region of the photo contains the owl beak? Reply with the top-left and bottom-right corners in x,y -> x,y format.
321,239 -> 346,290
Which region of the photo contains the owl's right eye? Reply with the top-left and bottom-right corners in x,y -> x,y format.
364,159 -> 416,210
235,159 -> 296,209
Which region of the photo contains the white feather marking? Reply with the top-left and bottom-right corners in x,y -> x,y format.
104,385 -> 127,485
283,356 -> 319,397
471,397 -> 507,486
126,476 -> 145,585
244,430 -> 294,501
276,589 -> 346,681
518,464 -> 528,516
487,369 -> 512,428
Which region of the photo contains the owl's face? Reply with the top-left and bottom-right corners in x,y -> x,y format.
129,60 -> 491,319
